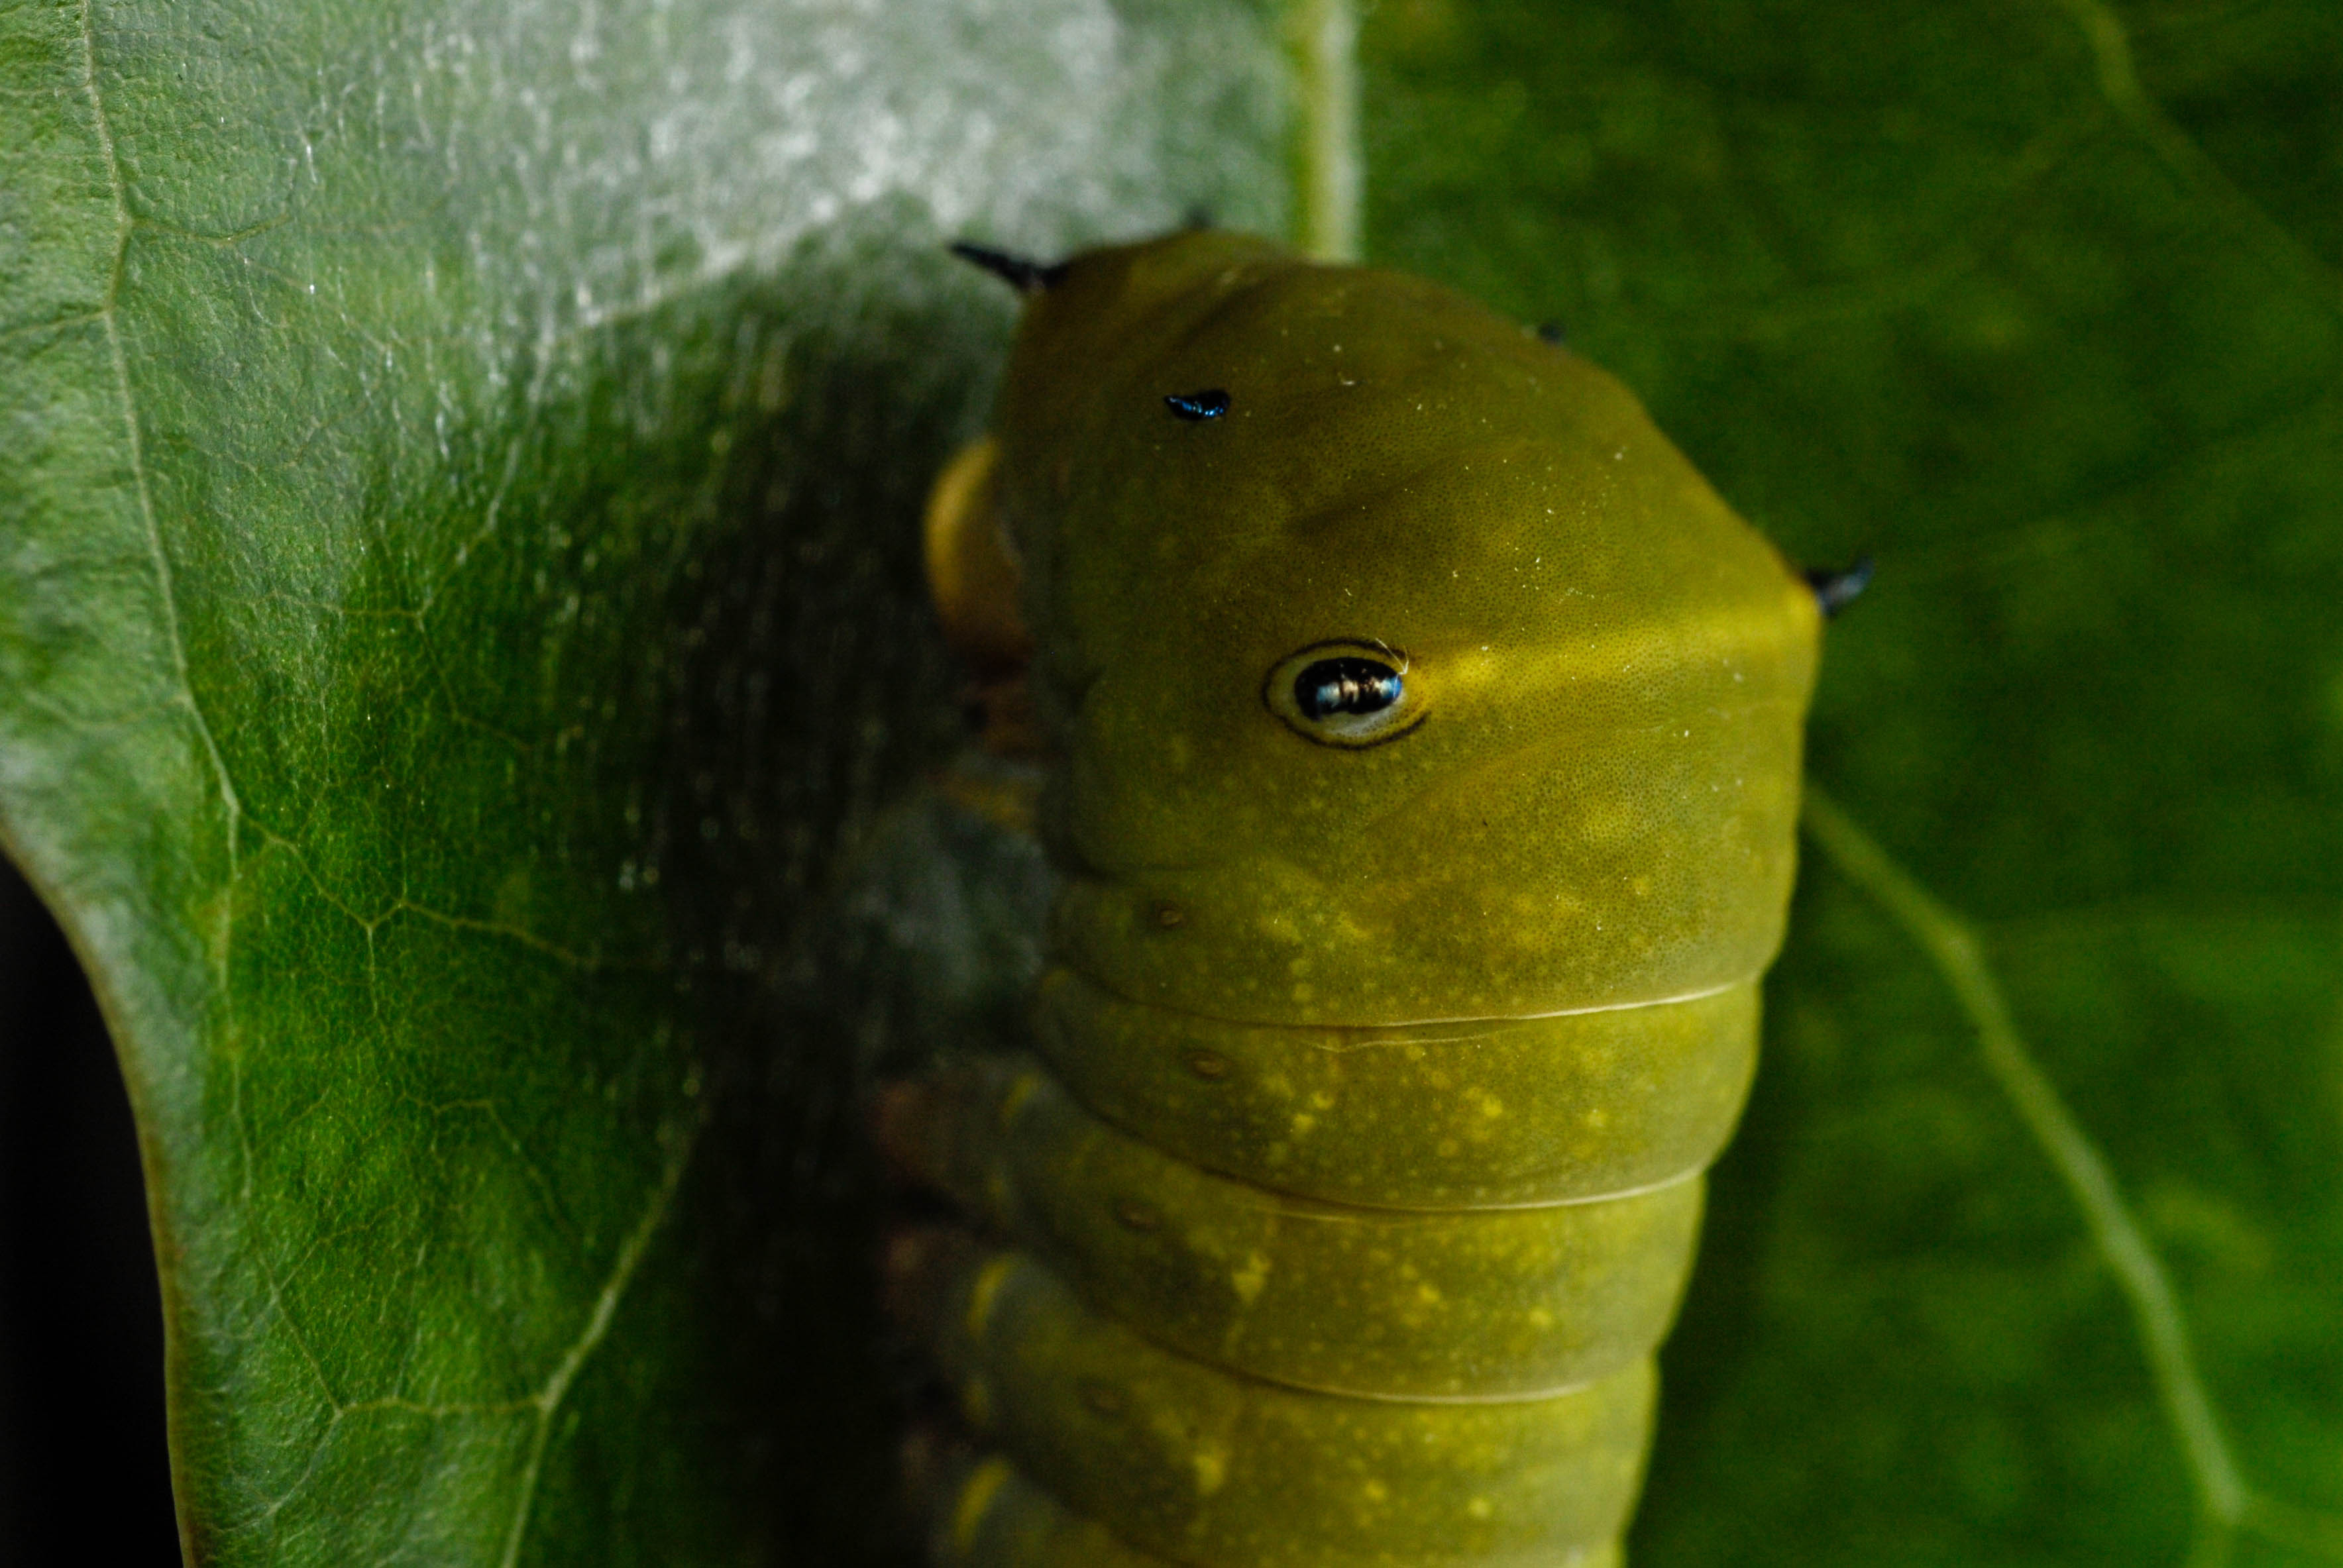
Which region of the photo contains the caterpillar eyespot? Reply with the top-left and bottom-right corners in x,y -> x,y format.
1263,640 -> 1422,747
899,229 -> 1826,1567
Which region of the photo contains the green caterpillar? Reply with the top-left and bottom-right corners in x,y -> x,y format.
893,229 -> 1827,1567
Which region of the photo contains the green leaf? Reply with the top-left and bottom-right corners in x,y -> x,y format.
0,1 -> 1284,1559
1362,1 -> 2343,1563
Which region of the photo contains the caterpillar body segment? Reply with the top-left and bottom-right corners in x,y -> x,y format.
906,1240 -> 1654,1568
1034,968 -> 1762,1211
940,1464 -> 1627,1568
889,1053 -> 1706,1401
904,231 -> 1822,1565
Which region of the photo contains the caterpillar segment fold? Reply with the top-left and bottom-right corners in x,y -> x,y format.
1032,969 -> 1760,1212
895,231 -> 1824,1565
888,1053 -> 1705,1401
900,1239 -> 1653,1568
937,1459 -> 1629,1568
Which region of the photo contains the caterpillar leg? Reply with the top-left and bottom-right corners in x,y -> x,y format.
934,1455 -> 1176,1567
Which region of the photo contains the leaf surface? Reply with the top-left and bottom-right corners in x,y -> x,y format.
0,1 -> 1283,1559
1362,3 -> 2343,1562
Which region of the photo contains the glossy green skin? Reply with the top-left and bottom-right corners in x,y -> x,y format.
918,233 -> 1820,1567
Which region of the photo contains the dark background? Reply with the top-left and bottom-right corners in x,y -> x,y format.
1,855 -> 180,1560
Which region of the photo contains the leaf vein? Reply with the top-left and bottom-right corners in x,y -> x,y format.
497,1116 -> 699,1568
1803,786 -> 2343,1561
2051,0 -> 2343,313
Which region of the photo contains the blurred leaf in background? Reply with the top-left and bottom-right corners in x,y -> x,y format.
7,0 -> 2343,1565
1364,1 -> 2343,1563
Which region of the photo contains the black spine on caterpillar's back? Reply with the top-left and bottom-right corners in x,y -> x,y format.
900,231 -> 1823,1567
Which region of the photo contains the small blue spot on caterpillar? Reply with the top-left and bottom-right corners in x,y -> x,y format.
1162,388 -> 1229,421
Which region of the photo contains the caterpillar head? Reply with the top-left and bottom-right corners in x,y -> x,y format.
940,232 -> 1821,1026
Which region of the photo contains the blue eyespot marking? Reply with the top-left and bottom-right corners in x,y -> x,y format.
1164,390 -> 1230,421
